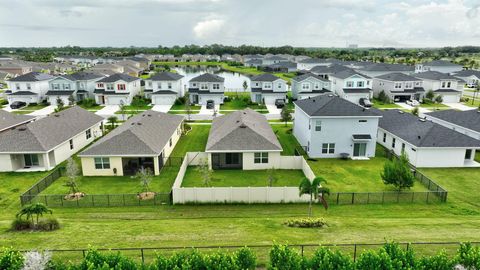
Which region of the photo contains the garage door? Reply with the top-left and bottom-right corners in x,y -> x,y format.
107,96 -> 127,105
440,94 -> 460,103
153,96 -> 175,105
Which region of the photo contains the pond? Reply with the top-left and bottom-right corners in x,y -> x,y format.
172,66 -> 251,92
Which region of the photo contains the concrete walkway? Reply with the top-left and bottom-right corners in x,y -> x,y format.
444,103 -> 475,111
266,104 -> 281,114
95,105 -> 119,118
152,104 -> 173,113
395,102 -> 432,117
27,105 -> 55,117
199,104 -> 220,115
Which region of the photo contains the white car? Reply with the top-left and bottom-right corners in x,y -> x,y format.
406,100 -> 420,107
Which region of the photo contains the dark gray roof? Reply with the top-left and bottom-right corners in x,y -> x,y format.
299,58 -> 340,64
452,70 -> 480,78
97,73 -> 139,83
375,72 -> 421,82
46,90 -> 74,96
245,59 -> 262,64
149,71 -> 183,81
151,90 -> 178,95
190,73 -> 224,83
0,107 -> 103,153
331,69 -> 371,79
264,56 -> 287,61
423,60 -> 462,67
414,71 -> 460,81
434,89 -> 459,93
8,91 -> 36,96
292,73 -> 328,82
250,73 -> 282,82
376,109 -> 480,148
266,61 -> 297,69
343,88 -> 372,93
0,110 -> 35,132
426,109 -> 480,133
310,64 -> 352,74
8,72 -> 55,82
68,71 -> 104,81
359,63 -> 414,72
80,111 -> 184,156
206,109 -> 282,152
294,95 -> 381,117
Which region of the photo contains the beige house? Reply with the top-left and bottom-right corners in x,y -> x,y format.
205,109 -> 283,170
0,107 -> 103,172
79,111 -> 184,176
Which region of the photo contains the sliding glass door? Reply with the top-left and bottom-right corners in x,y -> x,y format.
353,143 -> 367,157
24,154 -> 39,167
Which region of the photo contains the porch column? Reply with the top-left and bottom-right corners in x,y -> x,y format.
43,152 -> 51,170
208,153 -> 212,170
153,156 -> 160,175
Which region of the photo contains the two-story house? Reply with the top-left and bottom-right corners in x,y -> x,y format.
5,72 -> 55,106
250,73 -> 288,104
452,70 -> 480,87
188,73 -> 225,105
291,73 -> 331,100
309,64 -> 353,80
415,60 -> 463,74
356,63 -> 414,78
93,73 -> 141,105
329,70 -> 372,104
145,72 -> 184,105
293,94 -> 382,159
414,71 -> 463,103
372,73 -> 424,102
46,71 -> 105,106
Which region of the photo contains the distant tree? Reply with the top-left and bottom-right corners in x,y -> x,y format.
107,116 -> 118,130
434,95 -> 443,104
381,151 -> 415,191
136,167 -> 153,193
65,158 -> 79,194
119,100 -> 127,121
280,106 -> 292,126
299,177 -> 330,216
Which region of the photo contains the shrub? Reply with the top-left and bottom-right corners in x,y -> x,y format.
0,247 -> 24,270
269,244 -> 303,270
309,247 -> 353,270
417,251 -> 453,270
224,96 -> 231,102
77,98 -> 96,108
284,218 -> 327,228
422,98 -> 433,104
412,107 -> 419,116
174,97 -> 186,105
37,218 -> 60,231
131,95 -> 151,107
455,242 -> 480,269
356,249 -> 394,269
207,251 -> 238,270
434,95 -> 443,103
383,242 -> 416,269
0,99 -> 8,105
235,247 -> 256,270
79,249 -> 138,270
377,90 -> 390,103
11,217 -> 33,231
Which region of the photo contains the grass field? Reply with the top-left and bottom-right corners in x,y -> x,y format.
181,168 -> 305,187
372,99 -> 401,109
271,124 -> 301,156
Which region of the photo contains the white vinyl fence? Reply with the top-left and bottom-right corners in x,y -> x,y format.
172,152 -> 317,204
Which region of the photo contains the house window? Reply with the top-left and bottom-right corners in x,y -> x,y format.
394,82 -> 402,89
405,82 -> 413,89
357,81 -> 364,87
94,157 -> 110,169
314,83 -> 320,89
106,84 -> 114,90
264,83 -> 272,89
212,84 -> 220,90
117,84 -> 126,90
415,81 -> 421,86
169,138 -> 172,147
86,129 -> 92,139
26,83 -> 31,90
447,81 -> 451,88
79,82 -> 86,90
69,139 -> 74,150
148,81 -> 152,87
15,83 -> 20,90
346,81 -> 354,87
359,120 -> 367,123
367,80 -> 370,86
53,83 -> 59,90
322,143 -> 335,154
97,83 -> 104,88
383,133 -> 386,143
392,138 -> 396,148
441,81 -> 446,88
302,83 -> 310,90
307,141 -> 310,151
277,83 -> 282,89
192,83 -> 197,87
168,82 -> 172,89
315,120 -> 322,131
412,148 -> 416,152
200,83 -> 208,90
254,152 -> 269,163
64,84 -> 70,90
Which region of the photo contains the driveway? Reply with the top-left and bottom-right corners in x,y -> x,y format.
152,104 -> 172,113
199,104 -> 220,116
443,103 -> 475,111
27,105 -> 55,117
95,105 -> 119,118
266,104 -> 281,114
2,105 -> 16,112
395,102 -> 432,117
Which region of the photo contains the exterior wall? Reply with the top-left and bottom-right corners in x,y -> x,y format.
7,80 -> 50,105
81,156 -> 124,176
103,95 -> 130,105
251,79 -> 287,93
242,152 -> 281,170
291,78 -> 330,99
192,94 -> 224,105
146,80 -> 183,97
424,116 -> 480,140
7,95 -> 41,105
293,106 -> 311,149
47,95 -> 71,106
330,75 -> 372,103
342,93 -> 371,104
372,79 -> 422,100
49,77 -> 77,91
0,153 -> 47,172
188,81 -> 225,93
0,154 -> 14,171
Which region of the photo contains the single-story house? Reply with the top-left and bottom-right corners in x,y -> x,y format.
79,111 -> 184,176
425,109 -> 480,140
0,110 -> 35,132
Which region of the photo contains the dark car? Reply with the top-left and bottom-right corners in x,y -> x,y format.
10,101 -> 27,109
359,98 -> 372,108
275,99 -> 285,109
206,100 -> 215,109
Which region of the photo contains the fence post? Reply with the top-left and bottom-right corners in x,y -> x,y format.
44,195 -> 47,205
406,243 -> 410,251
82,250 -> 86,258
141,248 -> 145,264
353,244 -> 357,262
92,195 -> 95,207
108,195 -> 110,206
411,192 -> 415,203
301,245 -> 304,257
76,197 -> 79,207
351,193 -> 355,204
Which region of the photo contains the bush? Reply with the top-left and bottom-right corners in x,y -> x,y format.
131,95 -> 151,107
235,247 -> 256,270
11,217 -> 32,231
455,242 -> 480,269
412,107 -> 419,116
224,96 -> 231,102
37,218 -> 60,231
174,97 -> 186,105
77,98 -> 97,108
377,90 -> 390,104
309,247 -> 353,270
422,98 -> 433,104
0,247 -> 24,270
284,218 -> 327,228
0,99 -> 7,106
417,251 -> 453,270
269,244 -> 303,270
80,249 -> 138,270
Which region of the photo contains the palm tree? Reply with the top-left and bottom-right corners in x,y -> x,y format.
16,203 -> 53,227
298,177 -> 330,216
107,116 -> 118,130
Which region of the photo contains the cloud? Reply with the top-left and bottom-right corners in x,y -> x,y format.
193,18 -> 225,39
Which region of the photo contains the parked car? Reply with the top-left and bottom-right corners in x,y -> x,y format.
406,100 -> 420,107
206,100 -> 215,109
359,98 -> 372,107
10,101 -> 26,109
275,99 -> 285,109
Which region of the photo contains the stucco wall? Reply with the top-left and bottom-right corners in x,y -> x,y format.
81,156 -> 124,176
242,152 -> 282,170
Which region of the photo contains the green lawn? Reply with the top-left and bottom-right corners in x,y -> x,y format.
372,99 -> 400,109
221,97 -> 267,111
77,104 -> 102,112
0,171 -> 49,211
181,168 -> 305,187
271,124 -> 301,156
476,151 -> 480,163
420,103 -> 448,109
170,103 -> 201,111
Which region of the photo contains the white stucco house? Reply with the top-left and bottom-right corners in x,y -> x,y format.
205,109 -> 283,170
372,72 -> 425,102
188,73 -> 225,105
355,63 -> 414,78
415,60 -> 463,74
414,71 -> 464,103
250,73 -> 288,104
309,64 -> 353,80
376,109 -> 480,167
293,95 -> 382,159
291,73 -> 331,100
0,106 -> 104,172
79,111 -> 184,176
46,71 -> 105,106
5,72 -> 55,105
145,72 -> 184,105
425,109 -> 480,141
93,73 -> 141,105
329,70 -> 373,104
452,70 -> 480,87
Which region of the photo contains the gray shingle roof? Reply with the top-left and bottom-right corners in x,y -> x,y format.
292,73 -> 328,82
80,111 -> 184,156
97,73 -> 139,83
414,71 -> 460,81
375,72 -> 422,82
294,94 -> 381,117
8,72 -> 55,82
453,70 -> 480,78
46,90 -> 75,96
68,71 -> 104,81
250,73 -> 282,82
206,109 -> 282,152
426,109 -> 480,133
376,109 -> 480,148
8,91 -> 36,96
149,72 -> 183,81
310,64 -> 353,74
0,106 -> 103,153
331,69 -> 371,79
189,73 -> 224,83
423,60 -> 462,67
0,110 -> 35,132
359,63 -> 414,72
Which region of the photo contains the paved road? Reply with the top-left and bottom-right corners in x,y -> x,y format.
95,105 -> 119,118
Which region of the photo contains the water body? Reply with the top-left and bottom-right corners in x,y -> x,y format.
173,66 -> 251,92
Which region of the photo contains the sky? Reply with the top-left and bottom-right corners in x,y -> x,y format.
0,0 -> 479,48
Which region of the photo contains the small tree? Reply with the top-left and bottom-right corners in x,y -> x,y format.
425,90 -> 435,100
434,95 -> 443,104
119,100 -> 127,121
243,80 -> 248,94
377,90 -> 389,103
381,151 -> 415,191
56,97 -> 64,111
298,177 -> 330,216
266,167 -> 277,187
197,158 -> 212,187
68,94 -> 75,106
136,167 -> 153,193
107,116 -> 118,130
280,106 -> 292,126
411,107 -> 419,116
16,203 -> 52,227
65,157 -> 79,194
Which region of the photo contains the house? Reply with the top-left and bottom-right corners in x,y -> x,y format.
372,73 -> 424,102
244,59 -> 262,68
452,70 -> 480,87
291,73 -> 331,100
205,109 -> 282,170
297,58 -> 339,71
0,61 -> 33,76
415,60 -> 463,74
79,111 -> 184,176
0,107 -> 103,172
293,95 -> 381,159
188,73 -> 225,105
145,72 -> 184,105
309,64 -> 353,80
376,109 -> 480,167
93,73 -> 141,105
46,72 -> 104,106
329,69 -> 372,104
90,63 -> 124,74
425,109 -> 480,140
263,61 -> 297,73
261,56 -> 288,66
0,110 -> 35,132
250,73 -> 288,104
5,72 -> 55,105
414,71 -> 463,103
356,63 -> 414,78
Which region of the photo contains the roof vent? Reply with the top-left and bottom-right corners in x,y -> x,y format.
239,123 -> 247,128
418,136 -> 421,139
147,114 -> 152,117
18,127 -> 26,131
419,118 -> 426,122
131,123 -> 135,125
54,114 -> 60,117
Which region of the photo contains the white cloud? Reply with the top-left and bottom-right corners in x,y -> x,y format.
193,18 -> 225,39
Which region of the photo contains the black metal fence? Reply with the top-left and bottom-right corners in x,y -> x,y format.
20,168 -> 63,206
21,193 -> 171,207
327,190 -> 445,205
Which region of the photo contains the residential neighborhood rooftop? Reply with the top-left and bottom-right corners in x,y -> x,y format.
149,71 -> 184,81
375,72 -> 422,81
331,69 -> 371,79
422,60 -> 462,67
97,73 -> 139,83
250,73 -> 282,82
7,71 -> 55,82
294,94 -> 381,117
292,73 -> 329,82
414,71 -> 461,81
189,73 -> 224,82
425,109 -> 480,133
0,110 -> 35,132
